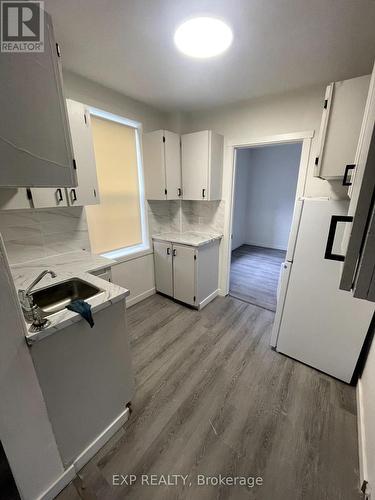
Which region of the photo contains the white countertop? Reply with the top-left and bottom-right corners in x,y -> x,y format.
11,251 -> 129,343
152,231 -> 222,247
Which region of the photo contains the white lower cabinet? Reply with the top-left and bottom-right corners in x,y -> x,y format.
153,241 -> 173,296
153,239 -> 220,309
173,244 -> 196,306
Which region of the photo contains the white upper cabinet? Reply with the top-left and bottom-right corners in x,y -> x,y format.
65,99 -> 100,207
0,189 -> 32,210
143,130 -> 182,200
0,11 -> 77,188
181,130 -> 224,200
31,187 -> 68,209
314,74 -> 370,180
30,100 -> 100,209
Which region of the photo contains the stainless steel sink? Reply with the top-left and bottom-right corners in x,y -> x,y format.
31,278 -> 103,316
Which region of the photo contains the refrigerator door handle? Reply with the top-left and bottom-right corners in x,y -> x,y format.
324,215 -> 353,261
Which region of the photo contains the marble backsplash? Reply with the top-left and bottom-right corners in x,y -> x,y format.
0,200 -> 225,265
0,207 -> 90,264
181,200 -> 225,234
147,200 -> 181,236
147,200 -> 225,237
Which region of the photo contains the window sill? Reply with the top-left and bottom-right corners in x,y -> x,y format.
101,243 -> 153,264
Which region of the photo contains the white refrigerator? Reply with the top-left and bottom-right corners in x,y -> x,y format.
271,198 -> 375,383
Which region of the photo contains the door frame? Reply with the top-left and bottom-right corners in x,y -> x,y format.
221,130 -> 314,296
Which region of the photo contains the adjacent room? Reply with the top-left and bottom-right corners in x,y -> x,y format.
230,143 -> 302,310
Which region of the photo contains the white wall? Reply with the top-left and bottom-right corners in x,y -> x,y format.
232,143 -> 301,251
358,331 -> 375,495
232,150 -> 250,250
182,83 -> 351,292
183,83 -> 348,199
111,252 -> 155,307
63,71 -> 168,133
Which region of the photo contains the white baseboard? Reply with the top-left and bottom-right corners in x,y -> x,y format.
199,289 -> 219,309
127,287 -> 155,307
73,407 -> 130,473
357,380 -> 368,488
38,465 -> 75,500
39,408 -> 130,500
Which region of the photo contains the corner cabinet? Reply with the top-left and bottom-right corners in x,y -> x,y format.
143,130 -> 182,200
181,130 -> 224,200
0,11 -> 77,188
314,74 -> 370,180
153,238 -> 220,309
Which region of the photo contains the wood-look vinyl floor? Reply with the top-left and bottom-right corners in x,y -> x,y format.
230,245 -> 286,311
57,294 -> 361,500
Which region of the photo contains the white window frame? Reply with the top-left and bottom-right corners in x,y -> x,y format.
88,106 -> 151,262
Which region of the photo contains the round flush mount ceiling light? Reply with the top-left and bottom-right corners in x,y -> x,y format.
174,17 -> 233,58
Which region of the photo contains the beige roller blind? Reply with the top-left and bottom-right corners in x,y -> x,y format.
86,115 -> 142,254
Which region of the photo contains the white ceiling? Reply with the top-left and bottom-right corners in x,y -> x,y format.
45,0 -> 375,111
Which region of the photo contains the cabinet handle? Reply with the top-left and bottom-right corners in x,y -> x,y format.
173,249 -> 177,256
70,189 -> 77,203
342,164 -> 356,186
167,247 -> 171,255
202,188 -> 206,198
178,188 -> 182,197
324,215 -> 353,261
56,188 -> 63,202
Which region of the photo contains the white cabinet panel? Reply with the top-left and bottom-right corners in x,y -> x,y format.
164,131 -> 182,200
172,244 -> 196,306
340,63 -> 375,300
66,100 -> 99,207
0,12 -> 76,188
181,130 -> 223,200
314,75 -> 370,180
181,131 -> 209,200
143,130 -> 166,200
0,189 -> 32,210
153,241 -> 173,296
31,187 -> 68,209
143,130 -> 181,200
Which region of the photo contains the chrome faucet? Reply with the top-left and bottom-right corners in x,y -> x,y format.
18,270 -> 57,331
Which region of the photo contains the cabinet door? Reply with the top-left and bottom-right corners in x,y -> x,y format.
0,12 -> 76,188
181,131 -> 209,200
31,187 -> 68,208
165,131 -> 182,200
340,63 -> 375,300
66,100 -> 100,207
153,241 -> 173,296
315,75 -> 370,180
0,189 -> 32,210
172,244 -> 196,306
143,130 -> 166,200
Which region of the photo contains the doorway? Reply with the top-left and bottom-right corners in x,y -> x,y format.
229,142 -> 303,311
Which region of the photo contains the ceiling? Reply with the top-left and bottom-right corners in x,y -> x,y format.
45,0 -> 375,111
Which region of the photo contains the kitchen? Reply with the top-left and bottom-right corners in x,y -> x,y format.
1,1 -> 375,499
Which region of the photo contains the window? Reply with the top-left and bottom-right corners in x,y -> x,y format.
85,108 -> 148,259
